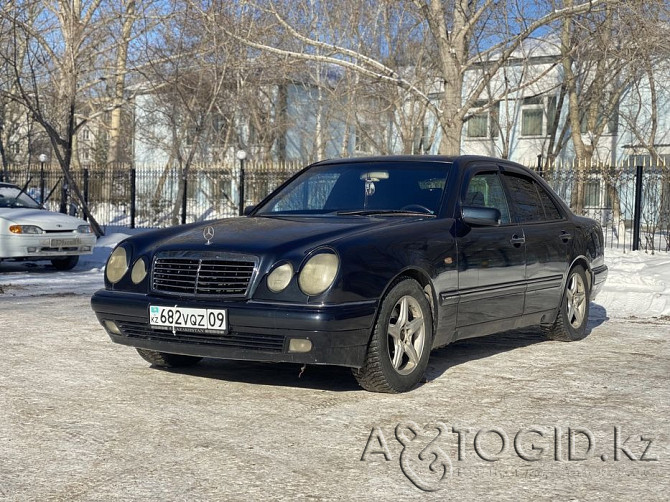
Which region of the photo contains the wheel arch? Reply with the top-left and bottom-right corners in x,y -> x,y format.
375,267 -> 438,335
542,256 -> 592,328
568,255 -> 593,293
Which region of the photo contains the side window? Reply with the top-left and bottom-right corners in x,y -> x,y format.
536,184 -> 563,220
465,172 -> 511,224
503,174 -> 545,222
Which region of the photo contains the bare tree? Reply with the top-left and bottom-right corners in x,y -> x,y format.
106,0 -> 137,164
556,1 -> 669,214
225,0 -> 622,156
0,1 -> 160,236
137,0 -> 259,224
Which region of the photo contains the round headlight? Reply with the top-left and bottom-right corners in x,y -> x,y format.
298,252 -> 339,296
267,263 -> 293,293
131,257 -> 147,284
106,246 -> 128,284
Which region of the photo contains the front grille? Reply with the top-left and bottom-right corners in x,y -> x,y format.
152,252 -> 257,297
117,320 -> 286,352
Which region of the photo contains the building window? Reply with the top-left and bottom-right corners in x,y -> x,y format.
521,96 -> 543,136
82,129 -> 90,141
468,104 -> 488,138
584,180 -> 600,207
81,148 -> 90,161
467,100 -> 500,138
520,95 -> 558,137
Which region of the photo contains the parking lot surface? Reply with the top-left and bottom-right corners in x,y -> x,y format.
0,293 -> 668,501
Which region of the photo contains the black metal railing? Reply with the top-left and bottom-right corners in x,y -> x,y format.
3,161 -> 669,253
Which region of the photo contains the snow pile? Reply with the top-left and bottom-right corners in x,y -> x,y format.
597,249 -> 670,319
1,228 -> 669,320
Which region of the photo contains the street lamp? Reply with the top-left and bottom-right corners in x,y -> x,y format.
236,149 -> 247,216
38,154 -> 47,205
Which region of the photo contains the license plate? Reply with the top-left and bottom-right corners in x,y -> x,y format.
51,238 -> 80,247
149,305 -> 227,334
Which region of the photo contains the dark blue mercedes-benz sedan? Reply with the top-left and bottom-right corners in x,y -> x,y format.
91,156 -> 607,392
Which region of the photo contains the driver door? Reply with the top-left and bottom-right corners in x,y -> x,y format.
455,168 -> 526,329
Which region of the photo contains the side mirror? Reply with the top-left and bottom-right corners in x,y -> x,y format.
243,205 -> 256,216
462,206 -> 501,226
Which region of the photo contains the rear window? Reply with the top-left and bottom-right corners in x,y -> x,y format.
503,174 -> 545,223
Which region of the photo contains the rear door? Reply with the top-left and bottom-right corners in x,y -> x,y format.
455,166 -> 526,328
500,168 -> 574,316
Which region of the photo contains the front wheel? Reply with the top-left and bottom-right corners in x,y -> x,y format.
544,265 -> 590,341
136,348 -> 203,368
352,278 -> 433,393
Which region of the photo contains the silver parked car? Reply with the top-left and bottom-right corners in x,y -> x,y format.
0,182 -> 96,270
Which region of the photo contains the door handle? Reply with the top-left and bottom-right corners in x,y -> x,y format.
560,231 -> 573,243
510,234 -> 525,247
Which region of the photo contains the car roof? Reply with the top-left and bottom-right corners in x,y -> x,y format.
313,155 -> 458,166
312,155 -> 529,170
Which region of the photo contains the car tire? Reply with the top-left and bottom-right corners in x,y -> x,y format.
544,265 -> 590,341
352,278 -> 433,393
51,256 -> 79,270
136,348 -> 203,368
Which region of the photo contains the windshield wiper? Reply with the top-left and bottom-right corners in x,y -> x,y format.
336,209 -> 435,217
9,177 -> 32,207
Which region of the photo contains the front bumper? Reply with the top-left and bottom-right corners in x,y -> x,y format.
0,233 -> 96,259
591,264 -> 608,300
91,290 -> 377,368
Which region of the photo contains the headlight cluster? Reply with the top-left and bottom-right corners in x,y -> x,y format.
9,224 -> 44,234
105,246 -> 147,285
267,250 -> 339,296
9,224 -> 92,234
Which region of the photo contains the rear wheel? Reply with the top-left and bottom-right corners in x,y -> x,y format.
544,265 -> 590,341
136,348 -> 203,368
51,256 -> 79,270
353,278 -> 432,393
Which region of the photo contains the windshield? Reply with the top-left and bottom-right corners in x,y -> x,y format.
256,161 -> 452,216
0,185 -> 42,209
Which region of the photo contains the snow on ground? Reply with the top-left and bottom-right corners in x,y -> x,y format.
597,248 -> 670,319
1,228 -> 669,320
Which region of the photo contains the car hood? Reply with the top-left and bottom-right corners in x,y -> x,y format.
147,215 -> 425,256
0,208 -> 86,231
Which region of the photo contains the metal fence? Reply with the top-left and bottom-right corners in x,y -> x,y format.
2,160 -> 669,253
1,161 -> 302,228
539,164 -> 670,253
